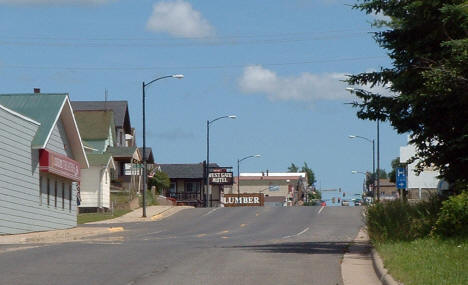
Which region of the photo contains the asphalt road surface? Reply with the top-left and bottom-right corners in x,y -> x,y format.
0,206 -> 363,285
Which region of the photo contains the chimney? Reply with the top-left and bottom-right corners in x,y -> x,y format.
33,88 -> 40,94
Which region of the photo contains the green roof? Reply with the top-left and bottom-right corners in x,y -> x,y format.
83,140 -> 106,152
106,146 -> 139,158
74,110 -> 115,140
86,153 -> 113,167
0,94 -> 67,148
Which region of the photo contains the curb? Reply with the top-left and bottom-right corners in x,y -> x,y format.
371,248 -> 402,285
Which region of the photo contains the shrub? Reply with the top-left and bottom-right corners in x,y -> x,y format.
366,196 -> 442,243
432,191 -> 468,238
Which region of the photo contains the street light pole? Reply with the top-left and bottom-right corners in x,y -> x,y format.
237,154 -> 261,203
205,115 -> 236,207
346,87 -> 383,202
377,119 -> 380,202
349,135 -> 375,200
142,74 -> 183,217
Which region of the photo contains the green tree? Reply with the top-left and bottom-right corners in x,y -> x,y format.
288,162 -> 317,186
301,162 -> 316,186
377,169 -> 388,180
288,163 -> 299,173
346,0 -> 468,192
148,170 -> 170,193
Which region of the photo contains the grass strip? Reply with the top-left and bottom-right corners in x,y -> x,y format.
77,209 -> 131,224
376,238 -> 467,285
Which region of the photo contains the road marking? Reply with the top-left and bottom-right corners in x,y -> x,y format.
221,236 -> 229,239
196,234 -> 207,238
217,230 -> 229,235
255,213 -> 259,216
151,214 -> 164,221
108,227 -> 124,232
240,224 -> 246,227
318,206 -> 325,214
202,208 -> 218,217
282,227 -> 310,239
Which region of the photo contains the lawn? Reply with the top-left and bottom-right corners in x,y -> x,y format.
376,238 -> 468,285
77,209 -> 132,224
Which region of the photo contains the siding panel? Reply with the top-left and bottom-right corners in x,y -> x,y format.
0,108 -> 77,234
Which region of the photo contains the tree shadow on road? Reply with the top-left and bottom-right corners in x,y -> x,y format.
228,241 -> 370,256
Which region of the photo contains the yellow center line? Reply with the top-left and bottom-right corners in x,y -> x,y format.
240,224 -> 246,227
217,230 -> 229,235
151,214 -> 163,221
196,234 -> 207,238
108,227 -> 124,232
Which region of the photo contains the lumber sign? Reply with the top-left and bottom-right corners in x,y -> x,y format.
222,193 -> 264,207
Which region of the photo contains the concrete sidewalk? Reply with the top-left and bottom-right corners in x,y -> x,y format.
341,228 -> 382,285
0,206 -> 192,246
88,205 -> 192,224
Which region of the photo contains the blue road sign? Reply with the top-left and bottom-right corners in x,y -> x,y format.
396,167 -> 407,189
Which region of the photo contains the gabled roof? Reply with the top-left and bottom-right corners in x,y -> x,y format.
0,94 -> 66,148
138,147 -> 155,164
0,93 -> 89,168
158,163 -> 219,179
74,110 -> 115,140
86,153 -> 115,169
106,146 -> 141,160
71,101 -> 131,134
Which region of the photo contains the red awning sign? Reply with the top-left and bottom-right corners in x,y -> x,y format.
39,149 -> 80,181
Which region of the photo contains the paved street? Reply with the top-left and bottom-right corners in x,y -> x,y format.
0,206 -> 362,285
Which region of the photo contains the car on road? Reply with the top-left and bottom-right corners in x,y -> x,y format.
341,200 -> 350,206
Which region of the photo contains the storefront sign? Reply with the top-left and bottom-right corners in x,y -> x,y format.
222,193 -> 264,207
39,149 -> 80,181
209,171 -> 233,185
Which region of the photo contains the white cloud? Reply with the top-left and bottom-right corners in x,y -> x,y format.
0,0 -> 112,4
238,65 -> 350,103
372,11 -> 391,22
146,0 -> 214,38
238,65 -> 393,104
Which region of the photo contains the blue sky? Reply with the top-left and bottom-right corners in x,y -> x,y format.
0,0 -> 406,195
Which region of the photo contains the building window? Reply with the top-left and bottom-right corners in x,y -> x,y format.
69,184 -> 72,211
184,182 -> 200,193
119,131 -> 123,146
54,180 -> 58,208
47,178 -> 50,206
39,176 -> 42,205
62,182 -> 65,209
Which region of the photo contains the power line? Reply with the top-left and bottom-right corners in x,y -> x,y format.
0,55 -> 386,71
0,32 -> 373,48
2,29 -> 375,41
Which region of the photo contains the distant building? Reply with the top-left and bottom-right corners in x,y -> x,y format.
372,179 -> 398,200
225,172 -> 308,206
400,142 -> 440,200
72,101 -> 142,195
79,153 -> 115,211
74,110 -> 116,211
0,92 -> 88,234
158,163 -> 220,207
71,101 -> 134,147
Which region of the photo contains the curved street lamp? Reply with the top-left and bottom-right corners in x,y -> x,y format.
347,87 -> 381,201
348,133 -> 377,201
237,154 -> 261,201
142,74 -> 184,217
205,115 -> 237,207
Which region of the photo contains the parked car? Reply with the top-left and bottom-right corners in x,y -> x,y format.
341,200 -> 350,206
